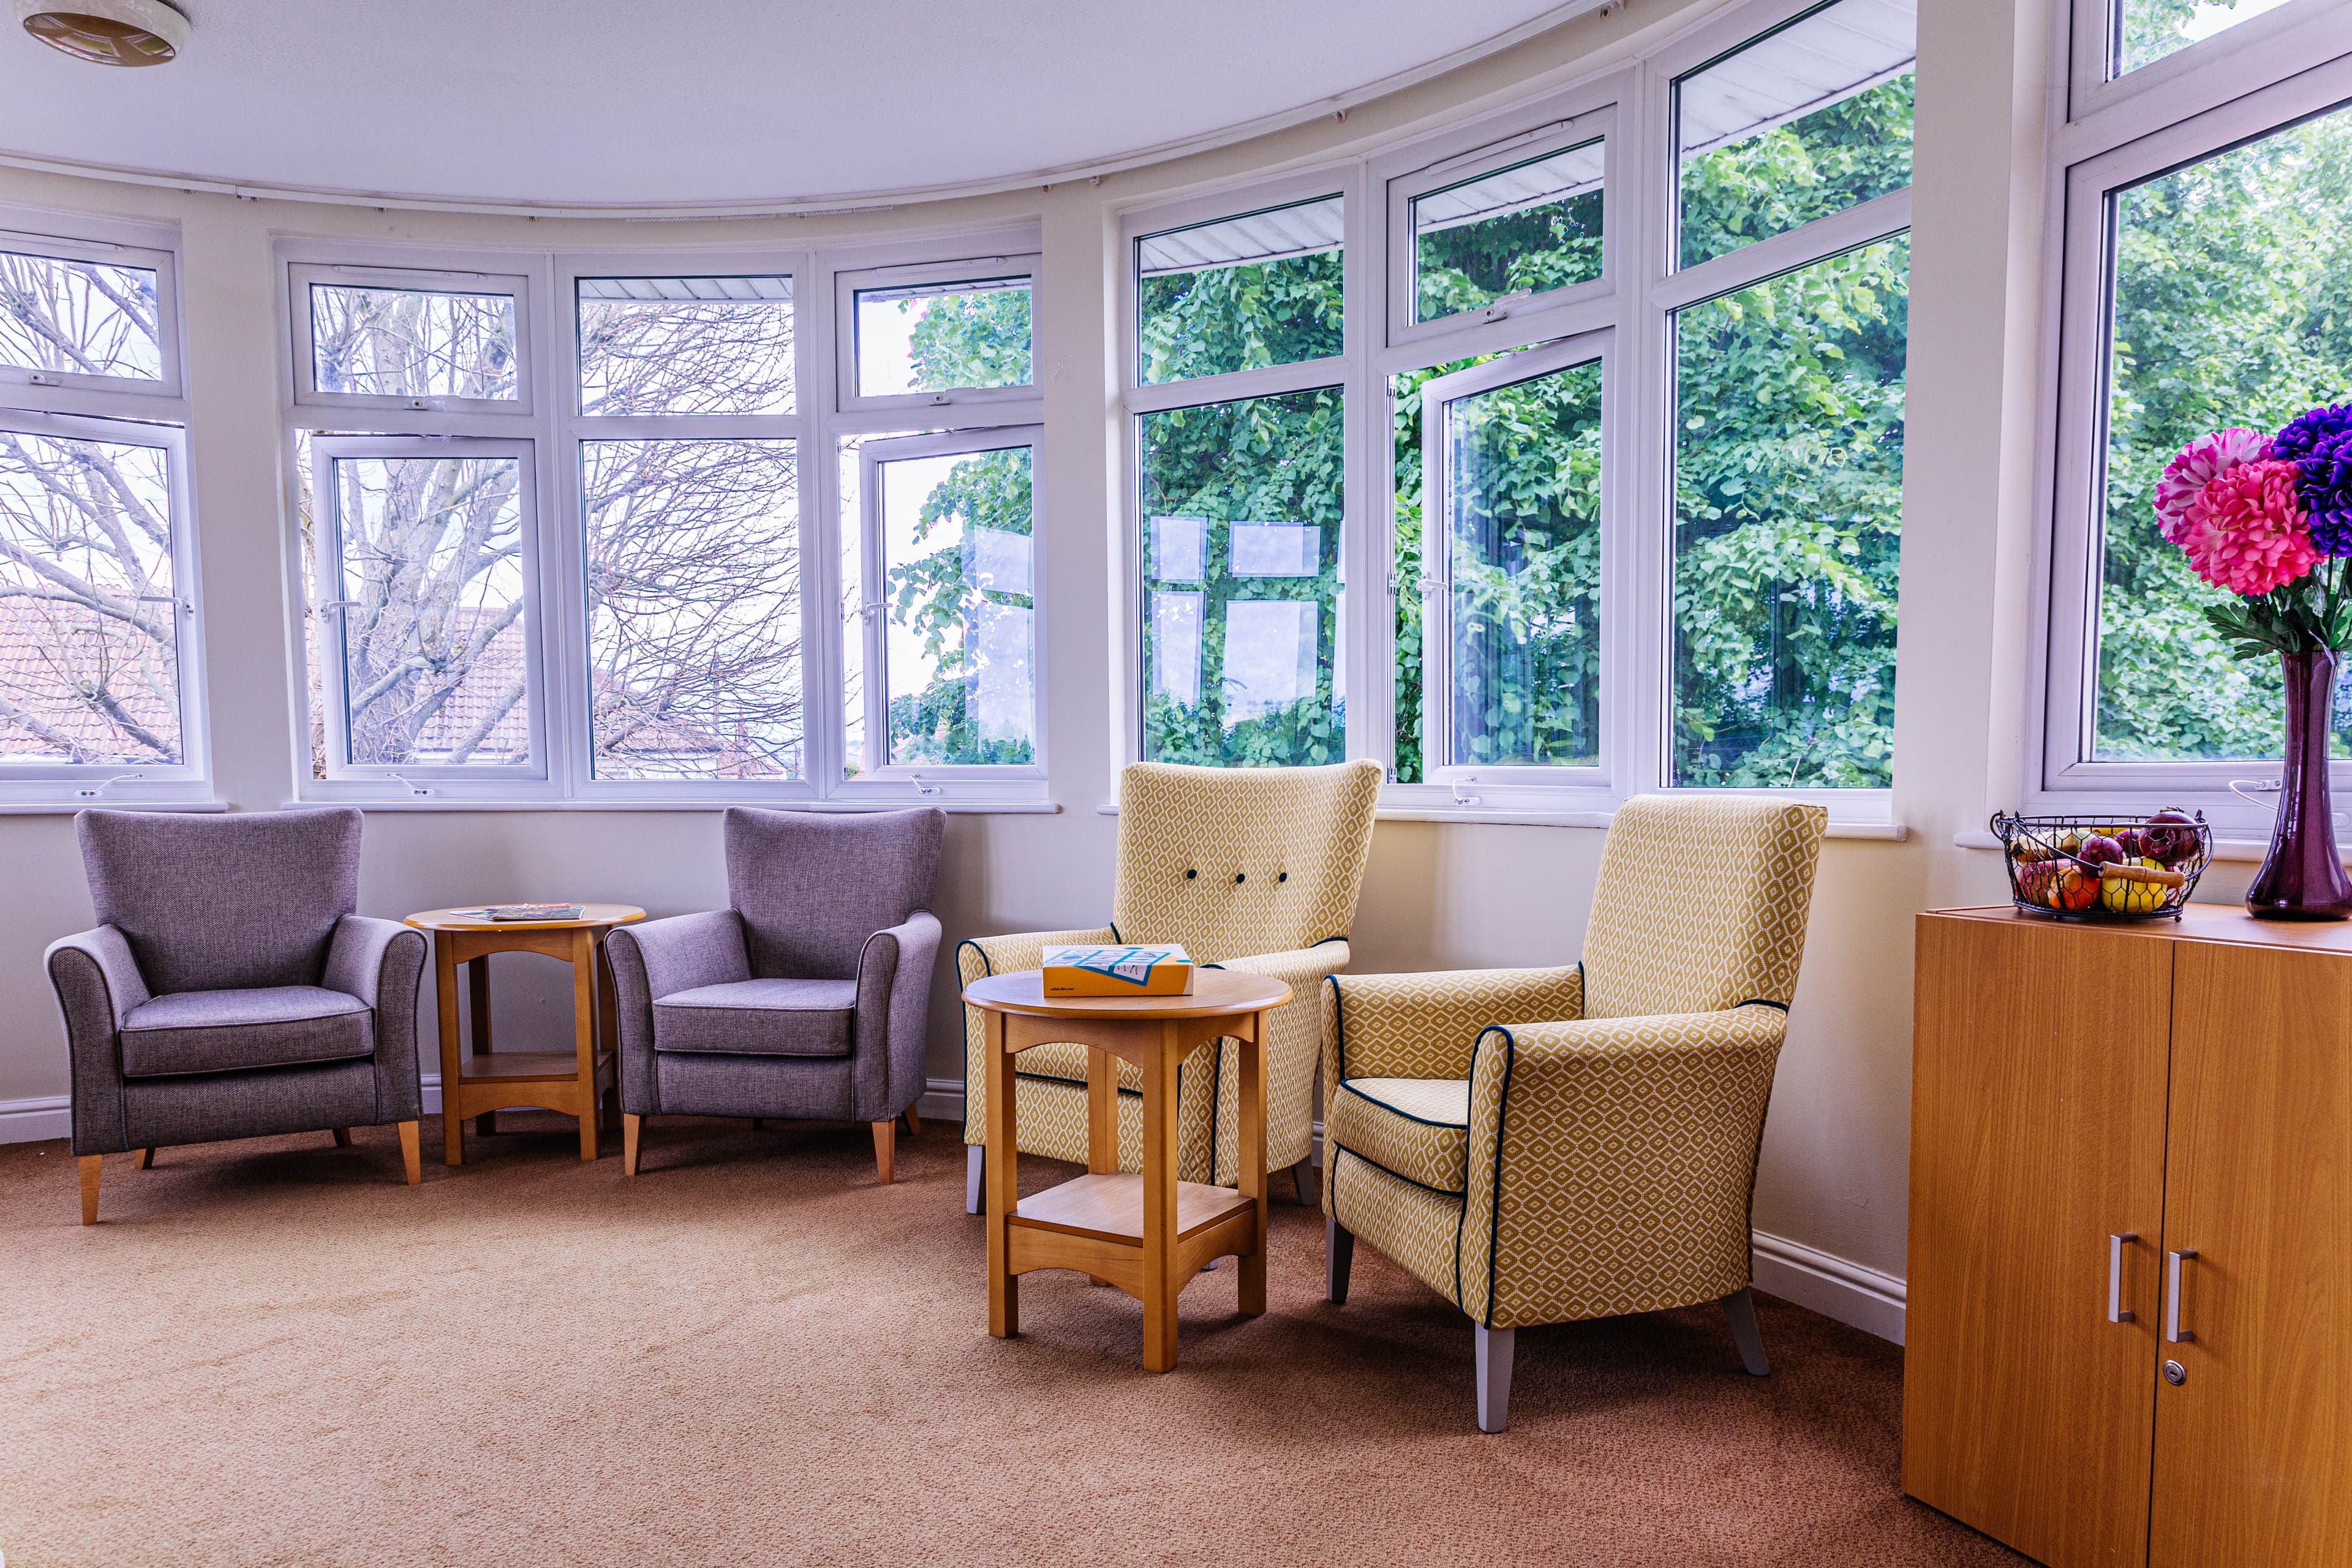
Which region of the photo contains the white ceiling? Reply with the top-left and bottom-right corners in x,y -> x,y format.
0,1 -> 1596,212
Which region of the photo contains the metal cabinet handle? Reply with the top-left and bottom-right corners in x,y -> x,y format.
2108,1232 -> 2138,1324
2165,1249 -> 2198,1344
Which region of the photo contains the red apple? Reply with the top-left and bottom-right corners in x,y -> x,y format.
2078,834 -> 2126,869
2143,809 -> 2199,866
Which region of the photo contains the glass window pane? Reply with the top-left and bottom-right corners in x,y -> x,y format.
1412,139 -> 1605,323
1138,388 -> 1343,764
582,439 -> 801,780
0,427 -> 180,763
1137,196 -> 1344,385
2116,0 -> 2292,77
1672,236 -> 1908,786
0,249 -> 162,382
1676,0 -> 1915,271
877,445 -> 1036,765
328,455 -> 530,766
578,276 -> 793,417
310,283 -> 519,401
1440,359 -> 1604,768
2094,106 -> 2352,761
854,276 -> 1031,398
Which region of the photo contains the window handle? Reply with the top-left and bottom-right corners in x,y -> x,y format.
2108,1232 -> 2136,1324
2165,1248 -> 2198,1344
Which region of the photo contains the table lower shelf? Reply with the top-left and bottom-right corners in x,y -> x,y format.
456,1049 -> 612,1085
1006,1172 -> 1260,1300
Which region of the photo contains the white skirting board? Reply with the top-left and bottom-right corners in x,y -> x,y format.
1,1080 -> 1909,1344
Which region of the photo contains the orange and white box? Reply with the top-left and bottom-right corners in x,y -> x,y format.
1041,943 -> 1195,997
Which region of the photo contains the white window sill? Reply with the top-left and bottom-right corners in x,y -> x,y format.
285,797 -> 1061,815
0,798 -> 228,815
1956,827 -> 2304,864
1099,801 -> 1909,840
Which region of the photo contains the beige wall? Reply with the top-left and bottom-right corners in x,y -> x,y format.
0,0 -> 2061,1305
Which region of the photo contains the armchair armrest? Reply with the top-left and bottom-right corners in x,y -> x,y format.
1456,1003 -> 1787,1330
45,925 -> 149,1156
1323,963 -> 1584,1102
853,910 -> 943,1121
956,925 -> 1117,1144
326,914 -> 428,1123
606,910 -> 750,1115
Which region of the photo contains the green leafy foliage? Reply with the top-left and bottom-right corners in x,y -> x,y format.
1678,75 -> 1913,270
884,446 -> 1035,766
1415,176 -> 1602,323
1139,249 -> 1344,385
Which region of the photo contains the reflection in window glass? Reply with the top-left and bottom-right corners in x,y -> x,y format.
0,427 -> 180,763
582,439 -> 801,780
1440,359 -> 1604,769
326,455 -> 530,766
1413,139 -> 1604,323
0,249 -> 162,382
1137,197 -> 1344,385
311,283 -> 518,401
1676,0 -> 1915,270
878,445 -> 1036,765
1138,388 -> 1343,764
578,276 -> 793,417
2095,107 -> 2352,761
854,276 -> 1032,398
1672,237 -> 1907,787
2116,0 -> 2291,77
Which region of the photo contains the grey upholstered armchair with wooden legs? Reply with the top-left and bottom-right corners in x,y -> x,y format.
605,806 -> 944,1183
46,808 -> 429,1224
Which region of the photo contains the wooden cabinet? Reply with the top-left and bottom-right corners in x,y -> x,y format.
1906,906 -> 2352,1568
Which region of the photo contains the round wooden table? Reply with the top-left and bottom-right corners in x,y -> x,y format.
404,905 -> 645,1167
963,967 -> 1292,1372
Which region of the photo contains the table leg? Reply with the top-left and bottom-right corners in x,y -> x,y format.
469,956 -> 496,1137
595,935 -> 619,1133
571,929 -> 599,1161
1238,1011 -> 1268,1317
1143,1021 -> 1182,1373
986,1009 -> 1019,1338
436,935 -> 464,1168
1085,1044 -> 1118,1288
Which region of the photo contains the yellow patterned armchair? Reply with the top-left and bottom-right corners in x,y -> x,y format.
959,760 -> 1382,1212
1322,795 -> 1827,1432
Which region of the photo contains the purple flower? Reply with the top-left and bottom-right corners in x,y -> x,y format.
2274,403 -> 2352,556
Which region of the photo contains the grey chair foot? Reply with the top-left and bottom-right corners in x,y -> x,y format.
965,1144 -> 983,1215
1475,1324 -> 1516,1433
1724,1286 -> 1770,1376
1326,1216 -> 1354,1304
1292,1158 -> 1314,1205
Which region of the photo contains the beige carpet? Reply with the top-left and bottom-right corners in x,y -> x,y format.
0,1115 -> 2021,1568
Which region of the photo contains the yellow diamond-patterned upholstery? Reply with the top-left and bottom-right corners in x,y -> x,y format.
962,760 -> 1382,1185
1327,1077 -> 1471,1193
1324,795 -> 1826,1332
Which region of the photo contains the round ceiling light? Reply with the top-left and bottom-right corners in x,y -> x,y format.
12,0 -> 187,66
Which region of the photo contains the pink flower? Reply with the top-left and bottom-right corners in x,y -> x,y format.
2157,427 -> 2271,545
2179,458 -> 2320,595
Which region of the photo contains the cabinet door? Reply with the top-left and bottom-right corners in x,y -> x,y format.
1905,915 -> 2171,1568
2152,942 -> 2352,1566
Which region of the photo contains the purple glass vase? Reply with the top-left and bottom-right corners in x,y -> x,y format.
2246,646 -> 2352,921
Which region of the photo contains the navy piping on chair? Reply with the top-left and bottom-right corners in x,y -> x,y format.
1479,1023 -> 1518,1330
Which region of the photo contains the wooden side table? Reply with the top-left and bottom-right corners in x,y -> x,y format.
405,905 -> 645,1167
963,968 -> 1292,1372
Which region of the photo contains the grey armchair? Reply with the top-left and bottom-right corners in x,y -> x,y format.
607,806 -> 944,1183
46,808 -> 428,1224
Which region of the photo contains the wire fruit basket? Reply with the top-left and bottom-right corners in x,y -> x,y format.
1990,810 -> 2213,921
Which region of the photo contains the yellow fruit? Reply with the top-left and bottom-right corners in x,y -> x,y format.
2100,858 -> 2169,914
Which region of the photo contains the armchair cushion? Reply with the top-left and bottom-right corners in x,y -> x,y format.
119,986 -> 373,1078
653,978 -> 857,1057
1329,1077 -> 1471,1194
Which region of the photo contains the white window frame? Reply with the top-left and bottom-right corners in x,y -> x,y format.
1384,105 -> 1616,351
843,424 -> 1047,807
2030,29 -> 2352,838
307,433 -> 551,796
2068,0 -> 2342,132
0,216 -> 185,408
834,252 -> 1041,415
288,260 -> 536,418
0,407 -> 211,808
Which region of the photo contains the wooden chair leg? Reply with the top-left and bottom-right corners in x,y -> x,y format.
622,1113 -> 642,1177
398,1120 -> 421,1186
331,1127 -> 353,1148
1326,1217 -> 1354,1304
902,1106 -> 921,1137
1476,1324 -> 1516,1434
135,1147 -> 155,1170
79,1154 -> 102,1224
872,1118 -> 895,1185
1724,1286 -> 1770,1376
